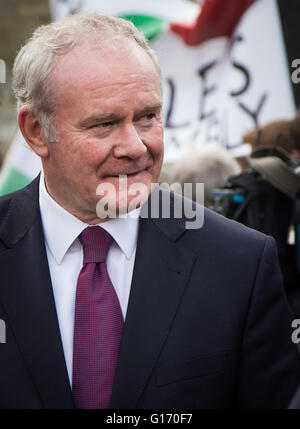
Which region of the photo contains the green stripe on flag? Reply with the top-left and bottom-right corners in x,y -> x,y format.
0,168 -> 32,196
120,14 -> 166,41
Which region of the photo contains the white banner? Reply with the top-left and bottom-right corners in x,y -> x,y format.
49,0 -> 294,161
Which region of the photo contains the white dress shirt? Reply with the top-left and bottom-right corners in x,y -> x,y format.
39,171 -> 140,385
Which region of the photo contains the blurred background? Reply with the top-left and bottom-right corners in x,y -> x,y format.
1,0 -> 300,162
1,0 -> 300,313
0,0 -> 50,159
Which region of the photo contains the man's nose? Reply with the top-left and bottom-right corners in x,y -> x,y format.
113,123 -> 147,159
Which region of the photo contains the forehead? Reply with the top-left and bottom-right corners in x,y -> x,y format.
50,39 -> 161,109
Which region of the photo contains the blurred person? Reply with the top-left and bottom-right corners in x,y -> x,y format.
172,144 -> 241,206
243,114 -> 300,158
158,162 -> 175,186
0,13 -> 299,410
242,117 -> 300,316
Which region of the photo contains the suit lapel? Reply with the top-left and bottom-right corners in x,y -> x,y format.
0,182 -> 197,409
0,178 -> 74,408
110,189 -> 197,409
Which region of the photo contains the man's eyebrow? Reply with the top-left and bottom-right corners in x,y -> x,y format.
78,113 -> 120,128
78,103 -> 162,128
135,103 -> 162,117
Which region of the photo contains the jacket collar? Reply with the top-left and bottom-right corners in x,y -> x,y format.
0,177 -> 194,250
0,177 -> 198,409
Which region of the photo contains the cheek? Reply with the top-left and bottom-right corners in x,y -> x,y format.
56,136 -> 111,169
80,137 -> 113,159
146,126 -> 164,159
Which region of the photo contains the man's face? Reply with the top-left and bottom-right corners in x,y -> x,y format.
42,40 -> 164,222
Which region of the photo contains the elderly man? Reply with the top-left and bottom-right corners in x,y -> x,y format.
0,13 -> 299,409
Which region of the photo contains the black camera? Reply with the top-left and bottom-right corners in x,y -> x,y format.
210,187 -> 246,218
210,146 -> 300,314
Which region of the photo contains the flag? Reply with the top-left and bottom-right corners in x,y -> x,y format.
0,132 -> 41,195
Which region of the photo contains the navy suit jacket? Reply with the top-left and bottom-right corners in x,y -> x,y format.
0,176 -> 299,408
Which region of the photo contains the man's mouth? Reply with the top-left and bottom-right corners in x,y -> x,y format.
106,168 -> 148,178
124,170 -> 143,177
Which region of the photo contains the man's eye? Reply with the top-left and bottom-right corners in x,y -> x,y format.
99,122 -> 113,128
145,113 -> 155,120
89,121 -> 113,130
137,113 -> 156,125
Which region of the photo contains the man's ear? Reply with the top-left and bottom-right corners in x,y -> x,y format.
18,106 -> 50,158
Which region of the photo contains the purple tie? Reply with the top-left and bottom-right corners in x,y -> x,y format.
72,226 -> 124,409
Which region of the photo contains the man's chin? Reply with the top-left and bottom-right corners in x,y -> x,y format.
95,192 -> 150,220
95,173 -> 154,218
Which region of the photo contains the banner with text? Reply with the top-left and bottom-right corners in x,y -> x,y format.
0,0 -> 294,194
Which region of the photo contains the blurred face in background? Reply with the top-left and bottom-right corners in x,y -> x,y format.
39,39 -> 164,223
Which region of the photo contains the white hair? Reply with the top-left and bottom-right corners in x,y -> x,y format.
172,144 -> 241,206
12,13 -> 160,141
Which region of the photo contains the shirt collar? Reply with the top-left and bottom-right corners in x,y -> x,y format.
39,170 -> 140,265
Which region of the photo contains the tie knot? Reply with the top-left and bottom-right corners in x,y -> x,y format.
79,226 -> 113,263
